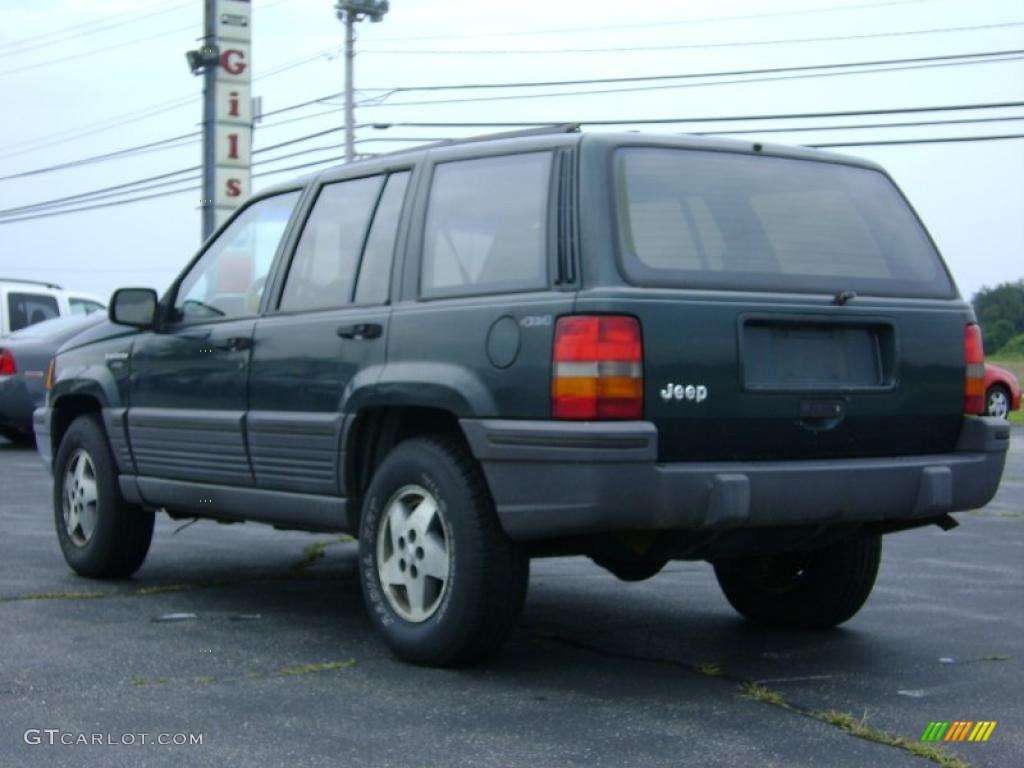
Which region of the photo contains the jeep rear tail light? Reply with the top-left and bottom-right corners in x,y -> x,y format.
552,315 -> 643,419
0,348 -> 15,376
964,323 -> 985,414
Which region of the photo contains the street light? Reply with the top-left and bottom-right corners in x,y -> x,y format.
334,1 -> 390,162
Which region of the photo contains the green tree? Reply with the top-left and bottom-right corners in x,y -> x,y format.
985,319 -> 1016,354
999,334 -> 1024,358
972,280 -> 1024,354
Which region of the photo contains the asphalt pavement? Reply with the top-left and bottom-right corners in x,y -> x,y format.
1,429 -> 1021,768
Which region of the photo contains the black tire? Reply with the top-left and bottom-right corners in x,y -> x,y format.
713,535 -> 882,628
358,437 -> 529,666
53,415 -> 154,578
985,384 -> 1011,419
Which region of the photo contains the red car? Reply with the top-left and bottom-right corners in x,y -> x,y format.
984,363 -> 1021,420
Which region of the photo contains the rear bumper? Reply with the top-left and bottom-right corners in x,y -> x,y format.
460,417 -> 1010,542
33,407 -> 52,470
0,376 -> 34,432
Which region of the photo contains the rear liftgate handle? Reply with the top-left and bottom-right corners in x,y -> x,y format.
798,398 -> 846,431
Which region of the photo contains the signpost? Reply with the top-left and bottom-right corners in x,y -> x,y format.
188,0 -> 253,241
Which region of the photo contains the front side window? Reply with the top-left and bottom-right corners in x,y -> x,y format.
421,152 -> 551,298
279,176 -> 383,312
175,191 -> 300,322
7,292 -> 60,331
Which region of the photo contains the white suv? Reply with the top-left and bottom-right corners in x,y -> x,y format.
0,278 -> 106,337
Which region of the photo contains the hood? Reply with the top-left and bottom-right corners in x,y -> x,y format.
57,319 -> 139,354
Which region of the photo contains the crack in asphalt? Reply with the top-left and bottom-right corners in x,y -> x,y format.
531,629 -> 972,768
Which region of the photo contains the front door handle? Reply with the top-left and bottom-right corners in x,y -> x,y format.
219,336 -> 252,352
336,323 -> 382,340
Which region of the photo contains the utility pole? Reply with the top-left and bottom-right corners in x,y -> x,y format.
334,1 -> 390,163
186,0 -> 218,240
344,12 -> 355,163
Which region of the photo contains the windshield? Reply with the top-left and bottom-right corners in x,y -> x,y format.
615,148 -> 955,298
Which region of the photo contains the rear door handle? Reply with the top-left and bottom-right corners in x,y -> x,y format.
336,323 -> 382,340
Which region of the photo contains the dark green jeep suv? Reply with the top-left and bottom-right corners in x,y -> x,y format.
34,128 -> 1009,666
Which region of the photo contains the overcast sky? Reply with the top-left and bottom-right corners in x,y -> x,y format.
0,0 -> 1021,303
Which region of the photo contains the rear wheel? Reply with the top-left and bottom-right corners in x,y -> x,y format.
53,415 -> 154,578
713,534 -> 881,628
358,437 -> 529,666
985,385 -> 1011,419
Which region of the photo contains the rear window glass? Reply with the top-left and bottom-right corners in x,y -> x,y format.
7,292 -> 60,332
615,148 -> 954,298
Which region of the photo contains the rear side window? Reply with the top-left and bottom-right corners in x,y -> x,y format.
355,172 -> 410,305
421,152 -> 551,298
7,292 -> 60,331
280,176 -> 383,312
615,148 -> 954,298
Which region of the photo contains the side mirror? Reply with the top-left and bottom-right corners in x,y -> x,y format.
109,288 -> 159,328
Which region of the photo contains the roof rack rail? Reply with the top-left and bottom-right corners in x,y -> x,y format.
366,123 -> 581,156
451,123 -> 581,143
0,277 -> 63,290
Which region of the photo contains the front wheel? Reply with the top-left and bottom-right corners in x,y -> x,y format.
713,535 -> 882,628
358,437 -> 529,666
53,415 -> 154,578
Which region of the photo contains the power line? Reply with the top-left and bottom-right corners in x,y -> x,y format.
0,22 -> 200,78
0,123 -> 345,185
362,48 -> 1024,93
808,133 -> 1024,147
359,54 -> 1024,109
261,105 -> 348,129
374,100 -> 1024,130
0,0 -> 191,54
366,0 -> 939,42
5,99 -> 1023,213
0,166 -> 200,217
0,186 -> 200,225
0,134 -> 350,218
696,114 -> 1024,136
2,130 -> 1022,226
361,20 -> 1024,55
254,126 -> 346,154
0,152 -> 356,226
0,0 -> 299,77
4,26 -> 1016,167
0,94 -> 198,161
0,132 -> 200,182
263,49 -> 1024,121
0,0 -> 306,161
7,139 -> 344,215
363,115 -> 1024,144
